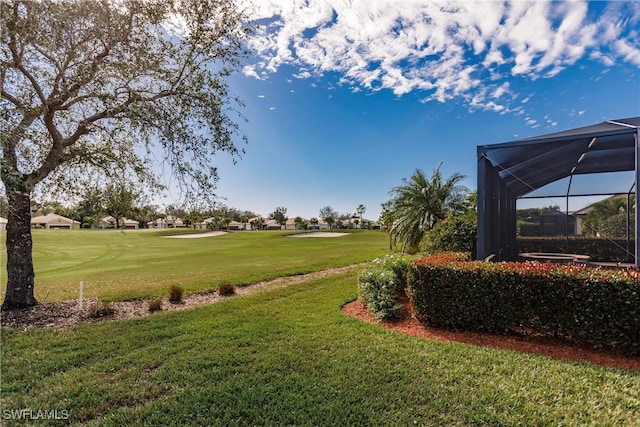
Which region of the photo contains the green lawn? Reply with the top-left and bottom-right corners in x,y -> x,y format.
0,229 -> 390,302
1,229 -> 638,425
1,271 -> 638,426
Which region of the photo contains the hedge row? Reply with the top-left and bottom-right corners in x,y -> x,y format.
407,253 -> 640,355
517,237 -> 635,263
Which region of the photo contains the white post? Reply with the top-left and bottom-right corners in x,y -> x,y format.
79,281 -> 84,311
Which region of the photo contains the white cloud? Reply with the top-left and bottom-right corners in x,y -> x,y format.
491,82 -> 511,99
240,0 -> 640,111
614,38 -> 640,65
293,70 -> 312,79
544,114 -> 558,127
242,65 -> 262,79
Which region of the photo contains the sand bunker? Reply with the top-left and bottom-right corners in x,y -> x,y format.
287,232 -> 348,238
163,231 -> 227,238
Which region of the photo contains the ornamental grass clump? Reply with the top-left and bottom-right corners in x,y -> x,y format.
218,281 -> 235,296
148,298 -> 163,312
168,285 -> 184,304
86,301 -> 116,319
358,255 -> 409,320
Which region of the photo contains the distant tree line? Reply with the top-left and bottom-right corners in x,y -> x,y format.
3,192 -> 377,232
15,189 -> 260,230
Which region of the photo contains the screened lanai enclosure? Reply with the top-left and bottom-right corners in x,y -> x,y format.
477,117 -> 639,266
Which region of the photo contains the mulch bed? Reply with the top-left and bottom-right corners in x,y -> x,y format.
342,299 -> 640,371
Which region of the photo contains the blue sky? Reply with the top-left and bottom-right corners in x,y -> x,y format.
202,0 -> 640,221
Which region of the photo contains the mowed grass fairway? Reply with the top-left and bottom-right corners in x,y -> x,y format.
1,229 -> 639,425
0,229 -> 389,302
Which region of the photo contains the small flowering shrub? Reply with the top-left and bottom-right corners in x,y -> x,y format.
358,255 -> 410,320
408,253 -> 640,355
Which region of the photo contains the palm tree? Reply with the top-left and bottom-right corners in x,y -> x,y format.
309,217 -> 319,229
388,164 -> 467,253
356,204 -> 366,228
250,217 -> 264,231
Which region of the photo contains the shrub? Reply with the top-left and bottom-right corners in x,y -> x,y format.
408,254 -> 640,355
148,298 -> 163,312
358,255 -> 410,320
423,214 -> 477,255
168,285 -> 184,304
86,301 -> 116,319
218,281 -> 235,296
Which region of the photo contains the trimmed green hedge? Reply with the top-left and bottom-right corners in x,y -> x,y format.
407,253 -> 640,355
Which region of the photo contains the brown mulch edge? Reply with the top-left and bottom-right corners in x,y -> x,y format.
0,264 -> 365,331
342,299 -> 640,371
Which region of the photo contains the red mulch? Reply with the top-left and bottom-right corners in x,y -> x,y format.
342,299 -> 640,371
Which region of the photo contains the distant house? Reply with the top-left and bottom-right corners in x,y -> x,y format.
147,215 -> 186,229
122,218 -> 140,229
571,205 -> 592,236
339,216 -> 380,229
308,220 -> 329,230
571,195 -> 635,236
195,217 -> 244,230
341,217 -> 355,228
265,219 -> 282,230
227,220 -> 248,230
193,220 -> 208,229
99,216 -> 139,229
285,217 -> 306,230
284,218 -> 299,230
245,216 -> 334,230
30,213 -> 80,229
248,216 -> 265,230
201,217 -> 215,229
0,217 -> 7,230
539,210 -> 575,237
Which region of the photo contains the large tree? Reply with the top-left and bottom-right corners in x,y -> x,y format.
319,206 -> 338,230
0,0 -> 251,309
387,164 -> 468,254
270,206 -> 287,230
102,180 -> 141,230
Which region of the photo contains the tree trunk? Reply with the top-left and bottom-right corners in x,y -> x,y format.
2,189 -> 38,310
